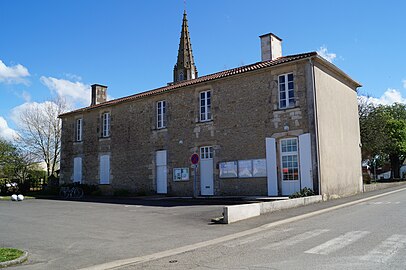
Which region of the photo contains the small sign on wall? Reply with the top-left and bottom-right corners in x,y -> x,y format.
219,161 -> 238,178
238,160 -> 253,178
253,159 -> 267,177
219,159 -> 267,178
173,168 -> 190,181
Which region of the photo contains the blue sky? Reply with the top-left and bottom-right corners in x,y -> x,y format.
0,0 -> 405,140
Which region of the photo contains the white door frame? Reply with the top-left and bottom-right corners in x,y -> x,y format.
280,138 -> 301,196
200,146 -> 214,196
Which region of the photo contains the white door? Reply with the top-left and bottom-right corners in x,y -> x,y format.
156,150 -> 167,194
280,138 -> 301,195
73,157 -> 82,183
200,146 -> 214,196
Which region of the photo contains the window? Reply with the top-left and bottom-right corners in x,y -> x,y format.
179,71 -> 184,81
102,112 -> 110,137
76,118 -> 82,142
279,73 -> 294,109
280,138 -> 299,181
200,90 -> 212,122
200,146 -> 213,159
157,100 -> 166,129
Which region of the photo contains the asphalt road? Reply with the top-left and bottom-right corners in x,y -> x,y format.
120,188 -> 406,270
1,186 -> 406,270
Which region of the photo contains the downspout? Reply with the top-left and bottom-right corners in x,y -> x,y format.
309,58 -> 322,198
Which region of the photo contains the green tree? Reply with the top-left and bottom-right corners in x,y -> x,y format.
0,139 -> 15,165
0,139 -> 39,184
359,101 -> 406,178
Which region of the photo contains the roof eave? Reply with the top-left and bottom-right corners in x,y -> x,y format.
312,55 -> 362,88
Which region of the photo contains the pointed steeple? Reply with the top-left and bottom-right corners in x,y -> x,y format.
173,10 -> 198,83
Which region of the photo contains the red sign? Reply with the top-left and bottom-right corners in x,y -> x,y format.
191,153 -> 199,164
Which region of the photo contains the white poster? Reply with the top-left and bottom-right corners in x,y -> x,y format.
238,160 -> 253,178
253,159 -> 267,177
173,168 -> 189,181
219,161 -> 238,178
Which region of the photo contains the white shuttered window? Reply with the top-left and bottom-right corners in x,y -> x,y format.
99,155 -> 110,184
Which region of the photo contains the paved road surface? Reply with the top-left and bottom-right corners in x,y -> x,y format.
120,188 -> 406,270
1,186 -> 405,269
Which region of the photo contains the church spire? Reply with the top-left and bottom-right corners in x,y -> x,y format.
173,10 -> 198,83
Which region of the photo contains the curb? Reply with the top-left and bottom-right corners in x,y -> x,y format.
223,195 -> 323,223
0,251 -> 28,268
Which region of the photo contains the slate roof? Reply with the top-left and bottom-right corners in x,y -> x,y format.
59,52 -> 318,117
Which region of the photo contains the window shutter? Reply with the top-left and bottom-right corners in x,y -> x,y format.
299,133 -> 313,190
100,155 -> 110,184
266,138 -> 278,196
73,157 -> 82,183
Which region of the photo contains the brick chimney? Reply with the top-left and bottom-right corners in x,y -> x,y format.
91,84 -> 107,106
259,33 -> 282,61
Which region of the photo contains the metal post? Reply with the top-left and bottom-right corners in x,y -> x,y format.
193,164 -> 197,198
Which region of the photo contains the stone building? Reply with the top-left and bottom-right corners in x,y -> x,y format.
59,11 -> 363,199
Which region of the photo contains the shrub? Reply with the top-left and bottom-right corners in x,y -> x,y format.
289,187 -> 315,199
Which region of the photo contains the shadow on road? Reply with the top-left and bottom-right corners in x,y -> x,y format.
33,195 -> 267,207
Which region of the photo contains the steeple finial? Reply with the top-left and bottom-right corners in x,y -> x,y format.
173,10 -> 198,83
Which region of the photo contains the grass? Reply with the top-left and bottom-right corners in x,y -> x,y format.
0,248 -> 23,263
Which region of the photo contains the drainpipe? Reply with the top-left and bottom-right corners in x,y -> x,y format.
309,58 -> 322,197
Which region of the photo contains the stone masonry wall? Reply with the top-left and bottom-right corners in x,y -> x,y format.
60,60 -> 313,196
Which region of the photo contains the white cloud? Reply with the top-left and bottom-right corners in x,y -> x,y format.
317,46 -> 337,63
360,88 -> 406,106
65,73 -> 82,81
0,116 -> 18,141
40,76 -> 90,107
21,90 -> 31,102
0,60 -> 30,84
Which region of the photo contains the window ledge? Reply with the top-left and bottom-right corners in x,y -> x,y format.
99,137 -> 111,141
274,106 -> 300,113
196,120 -> 213,126
153,127 -> 168,132
73,141 -> 83,145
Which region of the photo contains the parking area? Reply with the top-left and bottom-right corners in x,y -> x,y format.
0,198 -> 253,270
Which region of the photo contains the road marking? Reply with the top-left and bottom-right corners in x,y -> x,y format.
223,229 -> 292,248
261,229 -> 329,249
305,231 -> 370,255
78,186 -> 406,270
360,234 -> 406,263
